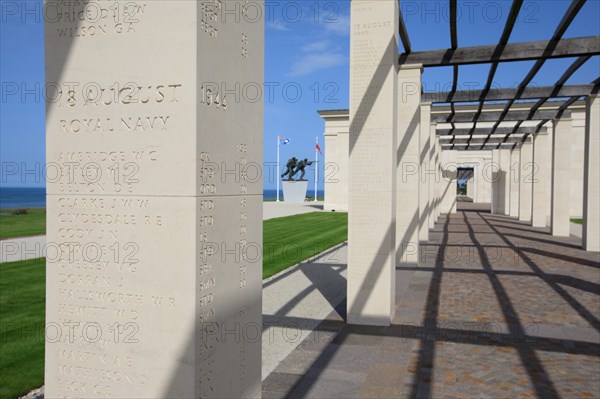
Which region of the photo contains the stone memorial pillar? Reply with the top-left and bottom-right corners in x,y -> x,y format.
44,1 -> 263,397
418,103 -> 431,242
396,64 -> 423,265
436,139 -> 442,220
532,132 -> 550,227
519,142 -> 533,222
510,148 -> 520,218
500,149 -> 511,216
440,150 -> 458,214
467,174 -> 475,199
428,123 -> 437,230
551,118 -> 572,236
348,0 -> 398,326
583,94 -> 600,251
491,150 -> 501,214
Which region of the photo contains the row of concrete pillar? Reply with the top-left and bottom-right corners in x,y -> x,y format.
347,0 -> 599,327
489,96 -> 600,252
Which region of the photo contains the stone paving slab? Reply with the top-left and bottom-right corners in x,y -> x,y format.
263,203 -> 600,398
262,243 -> 347,380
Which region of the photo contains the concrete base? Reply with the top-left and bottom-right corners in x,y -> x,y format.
282,180 -> 308,203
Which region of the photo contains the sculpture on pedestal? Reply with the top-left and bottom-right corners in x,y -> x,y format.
281,157 -> 313,181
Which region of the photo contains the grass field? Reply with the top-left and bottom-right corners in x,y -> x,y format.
571,218 -> 583,225
263,211 -> 348,279
0,258 -> 46,399
0,209 -> 46,239
0,211 -> 347,398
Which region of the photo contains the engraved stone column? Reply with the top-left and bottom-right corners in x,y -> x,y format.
428,123 -> 437,230
500,149 -> 511,216
551,118 -> 572,236
396,64 -> 422,265
436,139 -> 442,219
435,137 -> 444,220
44,1 -> 263,397
418,103 -> 431,242
323,130 -> 339,211
348,0 -> 398,326
532,132 -> 550,228
491,150 -> 500,214
583,94 -> 600,251
440,150 -> 458,214
467,174 -> 475,199
519,142 -> 534,222
510,148 -> 520,218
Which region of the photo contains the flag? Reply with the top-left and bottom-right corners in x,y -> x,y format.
316,143 -> 322,155
279,136 -> 290,145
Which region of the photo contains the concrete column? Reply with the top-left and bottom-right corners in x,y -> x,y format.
418,103 -> 431,242
435,138 -> 442,221
323,130 -> 340,211
44,2 -> 264,397
583,95 -> 600,251
499,149 -> 511,215
532,133 -> 550,227
519,142 -> 534,222
510,148 -> 520,218
428,123 -> 437,230
570,113 -> 586,218
348,0 -> 398,326
396,64 -> 423,265
467,175 -> 474,199
551,118 -> 572,236
491,150 -> 501,214
473,166 -> 479,202
440,151 -> 458,214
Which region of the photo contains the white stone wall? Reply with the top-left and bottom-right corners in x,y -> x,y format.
320,112 -> 350,212
570,112 -> 586,217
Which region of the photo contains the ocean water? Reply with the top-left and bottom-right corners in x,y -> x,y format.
0,187 -> 46,208
264,189 -> 324,200
0,187 -> 322,208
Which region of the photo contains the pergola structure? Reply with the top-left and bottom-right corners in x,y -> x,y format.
399,0 -> 599,151
327,0 -> 599,327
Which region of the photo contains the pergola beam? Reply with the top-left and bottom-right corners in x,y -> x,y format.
432,109 -> 571,123
398,7 -> 411,53
441,136 -> 534,144
437,126 -> 547,136
399,36 -> 600,67
423,84 -> 593,103
491,0 -> 586,148
443,141 -> 531,151
462,0 -> 523,149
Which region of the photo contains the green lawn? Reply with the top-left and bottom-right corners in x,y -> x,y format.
0,212 -> 347,397
0,209 -> 46,239
263,211 -> 348,279
0,258 -> 46,399
571,218 -> 583,225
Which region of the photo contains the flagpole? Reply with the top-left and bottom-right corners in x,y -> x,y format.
276,136 -> 280,202
314,136 -> 318,201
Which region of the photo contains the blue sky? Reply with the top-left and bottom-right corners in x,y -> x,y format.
1,0 -> 599,189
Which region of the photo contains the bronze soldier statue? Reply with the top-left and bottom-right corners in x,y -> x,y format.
281,157 -> 298,180
291,158 -> 314,181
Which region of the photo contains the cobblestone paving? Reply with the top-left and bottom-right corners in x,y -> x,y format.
263,204 -> 600,398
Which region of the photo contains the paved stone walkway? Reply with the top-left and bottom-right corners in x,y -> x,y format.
263,203 -> 600,398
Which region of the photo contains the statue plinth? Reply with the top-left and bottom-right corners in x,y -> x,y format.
282,180 -> 308,203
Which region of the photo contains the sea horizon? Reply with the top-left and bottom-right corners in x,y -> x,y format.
0,187 -> 324,208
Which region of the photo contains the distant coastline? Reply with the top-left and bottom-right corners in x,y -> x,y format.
0,187 -> 46,208
0,187 -> 324,208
